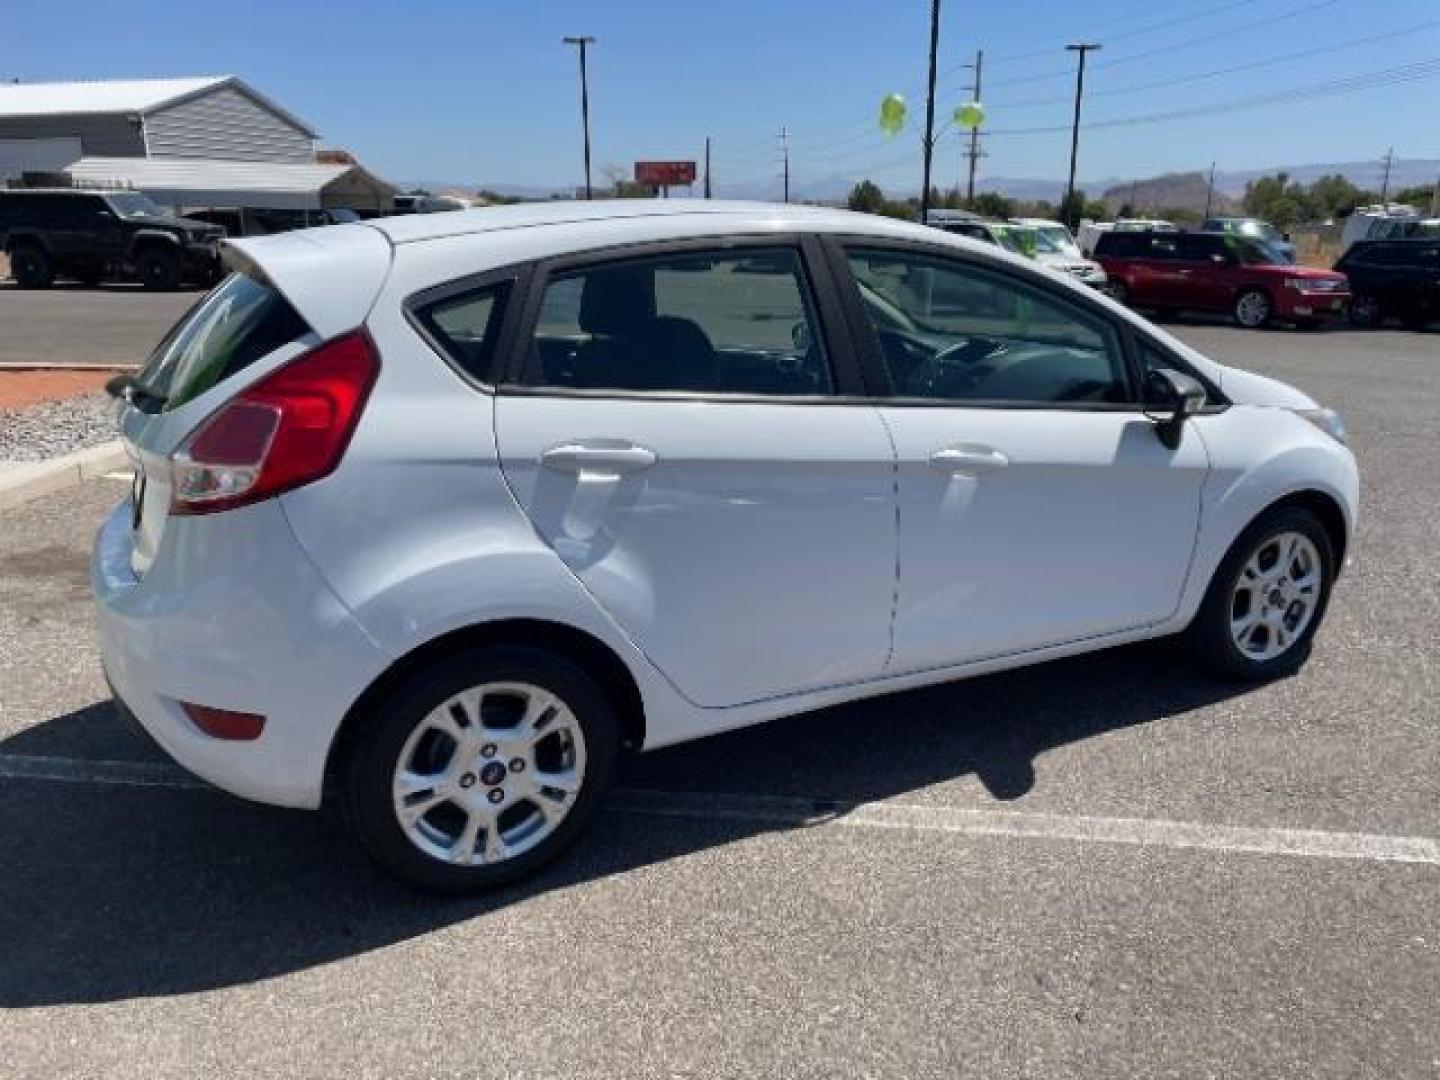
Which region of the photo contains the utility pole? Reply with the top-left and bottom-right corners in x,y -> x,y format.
919,0 -> 942,223
1379,146 -> 1395,204
1204,160 -> 1216,219
1063,42 -> 1101,229
562,36 -> 596,199
961,49 -> 984,207
778,126 -> 790,203
704,137 -> 712,199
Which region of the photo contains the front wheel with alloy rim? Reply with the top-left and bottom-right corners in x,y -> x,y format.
1188,505 -> 1335,680
345,647 -> 619,892
1232,288 -> 1272,329
137,247 -> 181,290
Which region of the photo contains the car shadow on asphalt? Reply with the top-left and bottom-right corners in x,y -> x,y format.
0,640 -> 1253,1007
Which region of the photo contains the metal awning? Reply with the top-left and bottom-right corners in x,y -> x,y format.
64,156 -> 395,211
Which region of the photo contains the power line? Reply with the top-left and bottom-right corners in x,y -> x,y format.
951,0 -> 1256,69
986,17 -> 1440,110
984,57 -> 1440,136
980,0 -> 1342,90
746,0 -> 1346,167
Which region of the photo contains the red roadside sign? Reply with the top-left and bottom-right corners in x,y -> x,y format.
634,161 -> 697,187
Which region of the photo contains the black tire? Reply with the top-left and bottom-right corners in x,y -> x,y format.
1232,288 -> 1272,329
1399,310 -> 1432,331
344,646 -> 619,893
1187,505 -> 1336,681
1348,292 -> 1383,328
137,247 -> 182,290
9,243 -> 54,289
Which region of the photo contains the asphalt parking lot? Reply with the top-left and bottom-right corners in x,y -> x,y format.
0,315 -> 1437,1077
0,283 -> 198,368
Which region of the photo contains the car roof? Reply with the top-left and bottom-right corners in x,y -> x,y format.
0,188 -> 120,196
365,199 -> 890,246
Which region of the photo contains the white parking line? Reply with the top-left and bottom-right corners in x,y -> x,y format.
2,753 -> 1436,866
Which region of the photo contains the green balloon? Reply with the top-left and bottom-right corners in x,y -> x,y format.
955,101 -> 985,130
879,93 -> 907,136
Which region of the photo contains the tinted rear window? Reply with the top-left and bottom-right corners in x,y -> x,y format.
1095,231 -> 1146,257
137,273 -> 310,411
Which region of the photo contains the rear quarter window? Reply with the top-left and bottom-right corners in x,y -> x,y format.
411,281 -> 513,383
138,273 -> 311,411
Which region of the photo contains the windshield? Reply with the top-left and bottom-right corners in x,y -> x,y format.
1037,225 -> 1082,256
991,226 -> 1042,256
1237,220 -> 1283,242
1229,237 -> 1287,266
104,193 -> 168,219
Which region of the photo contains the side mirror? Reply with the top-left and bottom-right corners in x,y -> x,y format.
1144,367 -> 1206,448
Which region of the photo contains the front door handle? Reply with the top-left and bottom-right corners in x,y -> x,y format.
928,444 -> 1009,474
541,440 -> 658,478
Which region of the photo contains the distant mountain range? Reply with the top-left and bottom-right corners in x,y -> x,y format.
401,158 -> 1440,209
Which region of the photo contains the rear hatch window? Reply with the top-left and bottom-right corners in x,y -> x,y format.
136,272 -> 311,412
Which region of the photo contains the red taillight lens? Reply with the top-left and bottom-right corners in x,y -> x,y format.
171,330 -> 379,515
181,702 -> 266,741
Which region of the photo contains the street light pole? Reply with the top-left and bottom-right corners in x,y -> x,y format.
1063,42 -> 1101,229
919,0 -> 942,223
563,36 -> 596,199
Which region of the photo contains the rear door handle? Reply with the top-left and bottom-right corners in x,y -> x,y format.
541,441 -> 658,477
928,444 -> 1009,474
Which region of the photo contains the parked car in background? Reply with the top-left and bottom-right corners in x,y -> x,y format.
1011,217 -> 1108,290
1339,204 -> 1440,253
924,208 -> 981,229
1200,217 -> 1296,263
1334,239 -> 1440,329
0,188 -> 223,289
95,201 -> 1356,891
1077,218 -> 1177,256
936,217 -> 1039,256
183,206 -> 364,237
1094,230 -> 1349,328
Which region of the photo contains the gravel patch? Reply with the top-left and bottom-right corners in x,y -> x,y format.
0,393 -> 121,462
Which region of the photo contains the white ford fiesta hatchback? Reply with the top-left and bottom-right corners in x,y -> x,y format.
94,201 -> 1358,891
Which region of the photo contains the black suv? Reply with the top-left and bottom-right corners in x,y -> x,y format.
1335,240 -> 1440,329
0,189 -> 224,290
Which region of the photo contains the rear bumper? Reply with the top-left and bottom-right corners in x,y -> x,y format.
91,497 -> 388,809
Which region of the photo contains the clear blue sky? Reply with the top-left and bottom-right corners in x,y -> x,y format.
9,0 -> 1440,197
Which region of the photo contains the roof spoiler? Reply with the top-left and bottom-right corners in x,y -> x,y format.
224,224 -> 392,340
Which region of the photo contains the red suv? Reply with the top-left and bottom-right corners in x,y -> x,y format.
1094,231 -> 1349,329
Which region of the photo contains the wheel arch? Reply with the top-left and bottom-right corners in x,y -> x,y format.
325,617 -> 647,798
1263,488 -> 1349,572
4,229 -> 50,254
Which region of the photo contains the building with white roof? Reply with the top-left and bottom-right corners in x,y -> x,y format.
0,76 -> 393,215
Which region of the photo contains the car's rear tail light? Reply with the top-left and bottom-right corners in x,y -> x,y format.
181,702 -> 267,741
171,330 -> 378,515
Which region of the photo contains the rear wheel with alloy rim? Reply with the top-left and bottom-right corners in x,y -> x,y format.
1232,288 -> 1272,329
1348,293 -> 1383,328
1188,506 -> 1335,680
10,243 -> 54,288
346,647 -> 618,892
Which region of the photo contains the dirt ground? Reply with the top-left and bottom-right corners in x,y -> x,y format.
0,370 -> 114,412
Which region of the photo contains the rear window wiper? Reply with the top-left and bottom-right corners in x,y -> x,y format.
105,373 -> 169,413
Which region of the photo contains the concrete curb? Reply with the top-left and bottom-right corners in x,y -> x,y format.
0,440 -> 129,511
